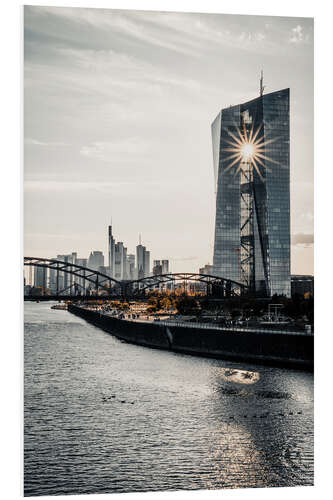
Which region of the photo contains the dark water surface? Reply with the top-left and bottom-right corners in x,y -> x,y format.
24,302 -> 314,496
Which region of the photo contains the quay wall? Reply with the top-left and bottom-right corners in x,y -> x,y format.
68,304 -> 313,370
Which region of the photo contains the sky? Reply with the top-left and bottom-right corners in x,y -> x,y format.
24,6 -> 314,275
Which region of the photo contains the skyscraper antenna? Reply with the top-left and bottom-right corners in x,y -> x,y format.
139,233 -> 142,245
260,70 -> 265,97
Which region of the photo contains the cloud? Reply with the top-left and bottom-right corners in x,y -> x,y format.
24,180 -> 136,193
290,25 -> 304,43
25,137 -> 68,146
292,233 -> 314,247
239,31 -> 266,42
24,179 -> 172,196
27,6 -> 199,58
79,138 -> 148,162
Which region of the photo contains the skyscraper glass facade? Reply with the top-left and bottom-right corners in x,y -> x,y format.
212,88 -> 291,297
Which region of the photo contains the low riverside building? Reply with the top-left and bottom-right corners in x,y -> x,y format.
291,275 -> 314,297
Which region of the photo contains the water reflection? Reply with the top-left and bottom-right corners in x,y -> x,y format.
206,420 -> 273,489
208,362 -> 314,488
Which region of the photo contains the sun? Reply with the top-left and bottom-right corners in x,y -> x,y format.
240,143 -> 255,161
223,121 -> 278,180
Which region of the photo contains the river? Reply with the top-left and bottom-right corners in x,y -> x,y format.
24,301 -> 314,496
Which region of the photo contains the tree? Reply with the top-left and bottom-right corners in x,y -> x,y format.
160,297 -> 172,310
175,296 -> 199,315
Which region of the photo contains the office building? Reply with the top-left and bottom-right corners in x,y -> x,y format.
199,264 -> 213,275
127,254 -> 136,280
48,252 -> 78,294
75,257 -> 88,293
88,251 -> 104,271
144,250 -> 150,277
162,260 -> 169,274
212,84 -> 291,297
34,266 -> 47,292
49,264 -> 57,294
153,259 -> 169,275
153,260 -> 162,276
136,237 -> 150,279
114,242 -> 127,280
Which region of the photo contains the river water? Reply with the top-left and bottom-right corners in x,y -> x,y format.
24,302 -> 314,496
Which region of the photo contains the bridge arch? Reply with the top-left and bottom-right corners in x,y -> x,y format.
24,257 -> 121,295
24,258 -> 248,299
124,272 -> 247,297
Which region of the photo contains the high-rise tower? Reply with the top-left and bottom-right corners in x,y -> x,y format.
212,87 -> 291,297
108,224 -> 115,278
136,236 -> 150,279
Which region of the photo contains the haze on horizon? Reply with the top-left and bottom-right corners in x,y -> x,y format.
24,6 -> 314,275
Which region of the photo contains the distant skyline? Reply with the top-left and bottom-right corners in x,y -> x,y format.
24,6 -> 313,274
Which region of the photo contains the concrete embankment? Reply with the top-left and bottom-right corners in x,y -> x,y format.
68,304 -> 314,370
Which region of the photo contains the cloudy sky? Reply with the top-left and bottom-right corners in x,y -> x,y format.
24,6 -> 313,274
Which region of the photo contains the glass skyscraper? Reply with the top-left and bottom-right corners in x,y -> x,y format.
212,88 -> 291,297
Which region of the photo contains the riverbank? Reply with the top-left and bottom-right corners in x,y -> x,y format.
68,304 -> 313,370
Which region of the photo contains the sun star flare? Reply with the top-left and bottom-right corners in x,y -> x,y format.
224,122 -> 278,180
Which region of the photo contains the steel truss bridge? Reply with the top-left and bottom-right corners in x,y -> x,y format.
24,257 -> 247,300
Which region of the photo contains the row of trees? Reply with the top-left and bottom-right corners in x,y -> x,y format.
103,291 -> 314,325
146,292 -> 314,324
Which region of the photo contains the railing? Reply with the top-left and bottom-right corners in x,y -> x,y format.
153,320 -> 312,336
86,306 -> 312,336
71,305 -> 312,337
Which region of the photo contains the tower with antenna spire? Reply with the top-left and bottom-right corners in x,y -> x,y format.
211,84 -> 291,297
108,221 -> 115,278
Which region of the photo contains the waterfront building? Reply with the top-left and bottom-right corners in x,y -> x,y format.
34,266 -> 47,293
67,252 -> 77,293
212,85 -> 291,297
54,254 -> 66,291
49,264 -> 57,294
53,253 -> 78,293
291,275 -> 314,297
76,257 -> 88,293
